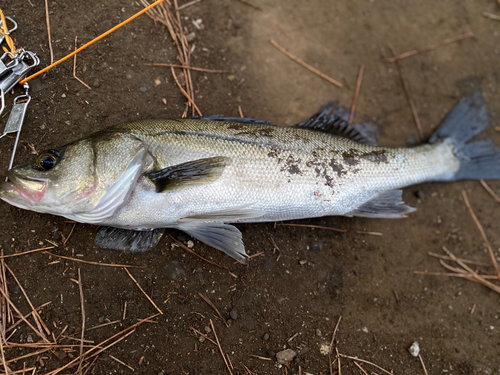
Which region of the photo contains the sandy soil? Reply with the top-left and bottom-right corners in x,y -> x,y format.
1,0 -> 499,374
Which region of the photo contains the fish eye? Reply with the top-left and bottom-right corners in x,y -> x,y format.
36,153 -> 57,171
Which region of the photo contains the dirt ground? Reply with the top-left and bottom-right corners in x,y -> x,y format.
1,0 -> 500,374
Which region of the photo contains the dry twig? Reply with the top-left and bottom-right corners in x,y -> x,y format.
44,0 -> 54,64
270,39 -> 343,87
198,293 -> 228,327
419,354 -> 428,375
479,180 -> 500,204
338,354 -> 392,375
387,32 -> 473,62
109,354 -> 135,371
123,268 -> 163,315
349,65 -> 364,124
168,234 -> 229,270
145,63 -> 227,73
77,268 -> 85,374
45,251 -> 144,268
73,37 -> 91,90
482,12 -> 500,21
278,223 -> 382,236
388,44 -> 424,141
210,319 -> 233,375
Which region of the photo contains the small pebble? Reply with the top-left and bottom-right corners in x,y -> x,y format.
315,329 -> 322,337
263,333 -> 270,341
204,326 -> 212,334
408,341 -> 420,357
229,308 -> 238,320
139,86 -> 148,93
276,349 -> 296,364
415,189 -> 425,198
186,32 -> 196,42
98,316 -> 105,323
227,75 -> 235,81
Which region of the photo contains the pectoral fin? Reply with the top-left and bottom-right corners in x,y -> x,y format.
95,226 -> 165,252
146,156 -> 230,193
178,222 -> 248,264
347,190 -> 416,218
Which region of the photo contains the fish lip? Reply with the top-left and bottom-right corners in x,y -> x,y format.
0,172 -> 48,204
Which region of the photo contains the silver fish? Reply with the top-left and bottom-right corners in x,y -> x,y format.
1,91 -> 498,263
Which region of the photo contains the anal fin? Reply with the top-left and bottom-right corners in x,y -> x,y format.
95,227 -> 165,252
347,190 -> 416,218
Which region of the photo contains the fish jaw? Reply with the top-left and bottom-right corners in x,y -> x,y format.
0,174 -> 47,209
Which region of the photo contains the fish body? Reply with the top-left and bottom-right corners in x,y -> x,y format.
1,92 -> 498,262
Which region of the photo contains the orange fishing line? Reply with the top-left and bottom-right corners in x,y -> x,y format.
19,0 -> 165,84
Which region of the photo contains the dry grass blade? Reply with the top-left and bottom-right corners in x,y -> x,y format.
414,271 -> 499,280
145,63 -> 227,73
177,0 -> 202,10
354,361 -> 369,375
483,12 -> 500,21
190,327 -> 217,345
388,44 -> 424,141
123,268 -> 163,315
427,252 -> 490,267
328,316 -> 342,375
270,39 -> 343,88
338,354 -> 392,375
278,223 -> 382,236
248,354 -> 272,361
479,180 -> 500,204
0,246 -> 55,259
73,37 -> 91,90
5,264 -> 51,339
168,233 -> 229,270
44,251 -> 145,268
44,0 -> 54,64
109,354 -> 135,371
419,354 -> 428,375
171,66 -> 202,116
462,190 -> 500,279
387,32 -> 473,62
77,269 -> 85,374
349,65 -> 364,124
210,319 -> 233,375
198,293 -> 228,327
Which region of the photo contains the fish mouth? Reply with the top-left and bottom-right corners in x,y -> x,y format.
0,172 -> 47,205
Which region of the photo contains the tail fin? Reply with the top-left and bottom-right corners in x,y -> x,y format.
430,91 -> 500,181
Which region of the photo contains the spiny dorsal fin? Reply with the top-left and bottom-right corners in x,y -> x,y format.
294,102 -> 378,145
95,227 -> 165,252
347,190 -> 416,218
146,156 -> 230,193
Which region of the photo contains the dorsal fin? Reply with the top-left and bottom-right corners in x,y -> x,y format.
294,102 -> 378,145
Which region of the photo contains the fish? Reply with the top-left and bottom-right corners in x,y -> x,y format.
0,91 -> 498,263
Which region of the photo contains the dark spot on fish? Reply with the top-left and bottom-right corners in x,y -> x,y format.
280,155 -> 302,175
360,149 -> 388,164
330,159 -> 346,177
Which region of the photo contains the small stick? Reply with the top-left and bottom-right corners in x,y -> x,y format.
428,252 -> 490,267
387,32 -> 473,62
414,271 -> 499,280
329,316 -> 342,375
168,234 -> 229,270
354,361 -> 370,375
462,190 -> 500,279
73,37 -> 92,90
70,320 -> 121,336
109,355 -> 135,371
198,293 -> 228,327
171,67 -> 203,116
45,251 -> 145,268
145,63 -> 227,73
0,246 -> 55,258
482,12 -> 500,21
349,65 -> 364,124
248,354 -> 272,361
278,223 -> 382,236
0,288 -> 47,341
470,304 -> 476,314
268,237 -> 281,261
123,268 -> 163,315
336,347 -> 341,375
177,0 -> 202,10
190,327 -> 217,345
44,0 -> 54,64
123,301 -> 128,320
287,332 -> 298,342
338,354 -> 392,375
210,319 -> 233,375
270,39 -> 343,88
0,330 -> 9,375
388,44 -> 424,141
5,264 -> 51,338
418,354 -> 428,375
64,223 -> 77,246
479,180 -> 500,204
77,269 -> 85,375
238,105 -> 244,118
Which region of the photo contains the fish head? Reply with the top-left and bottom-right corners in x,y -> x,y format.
0,134 -> 146,222
0,140 -> 97,215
